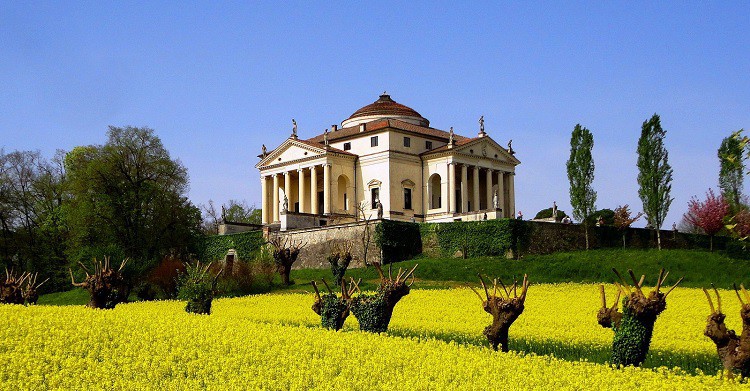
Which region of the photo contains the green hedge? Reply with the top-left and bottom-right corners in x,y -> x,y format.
374,220 -> 421,263
200,230 -> 265,262
419,219 -> 520,258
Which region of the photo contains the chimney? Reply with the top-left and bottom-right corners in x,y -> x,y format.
359,124 -> 366,133
331,125 -> 338,132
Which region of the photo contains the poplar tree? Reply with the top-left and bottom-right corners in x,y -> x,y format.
567,124 -> 596,249
637,114 -> 673,250
718,131 -> 745,210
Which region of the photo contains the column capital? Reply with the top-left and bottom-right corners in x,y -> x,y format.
297,168 -> 305,173
283,171 -> 291,176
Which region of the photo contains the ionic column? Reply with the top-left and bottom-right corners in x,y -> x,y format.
485,169 -> 493,211
261,175 -> 269,224
508,172 -> 516,217
272,173 -> 280,222
310,165 -> 319,215
460,164 -> 468,213
497,171 -> 505,216
284,171 -> 292,212
298,168 -> 306,213
323,163 -> 331,214
472,166 -> 480,212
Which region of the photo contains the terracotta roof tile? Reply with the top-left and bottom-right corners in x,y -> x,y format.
306,119 -> 469,144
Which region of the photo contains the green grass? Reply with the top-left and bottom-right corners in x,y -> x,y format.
36,288 -> 91,306
40,248 -> 748,304
283,248 -> 749,293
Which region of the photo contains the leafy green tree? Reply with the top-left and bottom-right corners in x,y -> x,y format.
637,114 -> 673,250
65,126 -> 202,276
718,131 -> 745,210
566,124 -> 597,249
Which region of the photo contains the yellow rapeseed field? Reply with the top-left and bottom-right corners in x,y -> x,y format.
1,283 -> 747,390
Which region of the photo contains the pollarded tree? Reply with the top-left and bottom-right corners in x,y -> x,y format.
567,124 -> 597,249
70,257 -> 130,309
350,262 -> 417,333
683,189 -> 729,251
598,268 -> 683,367
613,205 -> 643,250
311,278 -> 359,331
703,284 -> 750,379
470,274 -> 529,352
268,235 -> 306,285
637,114 -> 673,250
718,131 -> 745,211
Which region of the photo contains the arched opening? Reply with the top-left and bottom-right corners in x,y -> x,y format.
428,173 -> 442,209
337,174 -> 350,213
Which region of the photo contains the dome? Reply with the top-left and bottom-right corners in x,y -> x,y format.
341,93 -> 430,128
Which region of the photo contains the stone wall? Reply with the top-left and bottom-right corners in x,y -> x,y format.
274,221 -> 380,269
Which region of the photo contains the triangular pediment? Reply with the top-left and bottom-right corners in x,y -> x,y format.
255,139 -> 326,168
452,137 -> 521,165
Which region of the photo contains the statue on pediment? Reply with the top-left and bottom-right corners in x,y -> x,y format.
292,119 -> 298,139
261,144 -> 267,157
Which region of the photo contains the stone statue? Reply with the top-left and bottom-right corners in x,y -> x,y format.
448,127 -> 455,145
507,139 -> 515,155
221,205 -> 227,222
552,201 -> 558,221
291,119 -> 298,139
479,115 -> 485,136
492,190 -> 499,210
282,195 -> 289,213
261,144 -> 267,157
323,129 -> 329,147
376,198 -> 383,219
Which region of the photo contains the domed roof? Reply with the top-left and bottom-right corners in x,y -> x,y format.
341,93 -> 429,128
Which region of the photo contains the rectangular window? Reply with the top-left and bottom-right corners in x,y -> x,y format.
343,142 -> 351,151
403,137 -> 411,147
371,188 -> 380,209
425,140 -> 433,150
371,136 -> 378,147
404,188 -> 412,210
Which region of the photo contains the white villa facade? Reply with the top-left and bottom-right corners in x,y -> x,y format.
255,94 -> 520,229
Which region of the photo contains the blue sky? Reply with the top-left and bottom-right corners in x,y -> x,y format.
1,2 -> 748,227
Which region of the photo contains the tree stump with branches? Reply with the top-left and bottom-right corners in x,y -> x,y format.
470,274 -> 529,352
598,268 -> 682,367
70,257 -> 130,309
327,243 -> 353,286
269,236 -> 306,285
177,262 -> 222,315
0,270 -> 48,305
350,262 -> 417,333
1,269 -> 27,305
311,278 -> 359,331
702,283 -> 750,379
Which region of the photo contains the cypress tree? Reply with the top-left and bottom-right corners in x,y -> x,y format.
637,114 -> 673,250
567,124 -> 597,249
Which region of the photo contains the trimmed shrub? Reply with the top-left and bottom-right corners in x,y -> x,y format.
534,208 -> 568,221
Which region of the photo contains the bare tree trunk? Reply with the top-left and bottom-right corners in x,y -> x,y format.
710,235 -> 714,252
656,229 -> 662,250
622,233 -> 626,250
584,225 -> 590,250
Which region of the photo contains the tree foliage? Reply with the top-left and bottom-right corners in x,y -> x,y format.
637,114 -> 673,250
683,189 -> 729,251
718,132 -> 745,209
64,126 -> 202,275
567,124 -> 597,249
